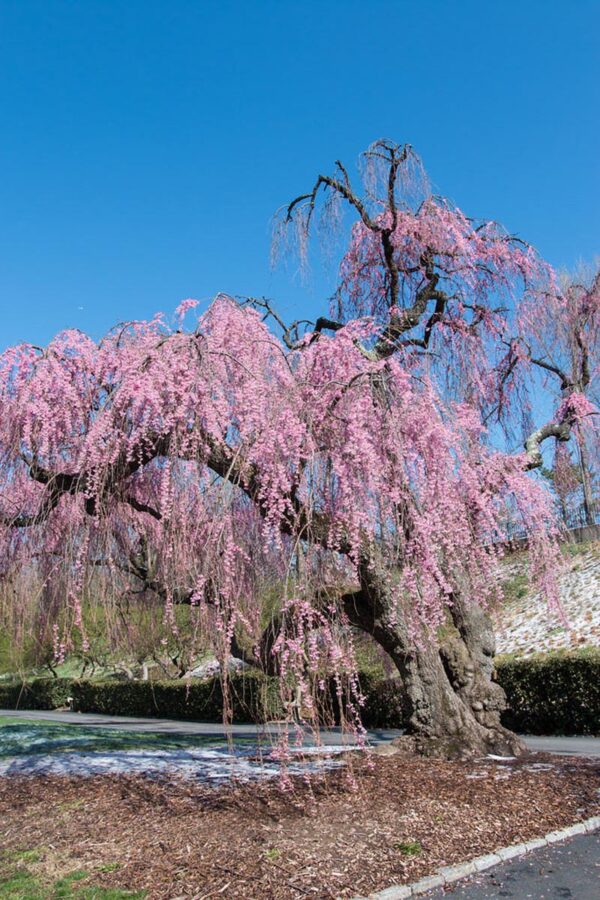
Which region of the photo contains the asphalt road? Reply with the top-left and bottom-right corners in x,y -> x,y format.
425,831 -> 600,899
0,708 -> 399,745
2,710 -> 600,756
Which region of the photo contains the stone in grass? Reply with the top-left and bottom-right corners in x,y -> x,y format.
188,656 -> 249,678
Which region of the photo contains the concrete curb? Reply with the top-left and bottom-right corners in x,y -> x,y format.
355,815 -> 600,899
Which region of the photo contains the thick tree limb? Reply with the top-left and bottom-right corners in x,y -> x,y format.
523,420 -> 571,470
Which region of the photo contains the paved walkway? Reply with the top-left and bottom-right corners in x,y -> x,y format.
2,710 -> 600,755
426,831 -> 600,898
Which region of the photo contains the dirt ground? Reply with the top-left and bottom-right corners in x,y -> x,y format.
1,750 -> 599,899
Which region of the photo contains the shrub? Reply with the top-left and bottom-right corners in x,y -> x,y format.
496,649 -> 600,735
0,668 -> 402,727
70,672 -> 284,723
2,652 -> 596,737
361,676 -> 406,729
0,677 -> 73,710
304,671 -> 405,729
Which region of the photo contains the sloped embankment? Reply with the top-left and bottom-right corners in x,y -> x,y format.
494,544 -> 600,656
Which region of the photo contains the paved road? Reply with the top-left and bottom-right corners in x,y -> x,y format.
2,710 -> 600,756
0,709 -> 399,746
521,735 -> 600,757
426,831 -> 600,898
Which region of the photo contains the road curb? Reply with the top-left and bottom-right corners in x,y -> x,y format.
355,815 -> 600,899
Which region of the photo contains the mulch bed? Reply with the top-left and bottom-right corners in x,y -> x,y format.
0,750 -> 599,898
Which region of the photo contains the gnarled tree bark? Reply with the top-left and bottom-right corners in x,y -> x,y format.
340,553 -> 523,758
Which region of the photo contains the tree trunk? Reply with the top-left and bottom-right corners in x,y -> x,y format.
343,559 -> 525,759
234,557 -> 524,759
370,617 -> 522,758
576,426 -> 596,528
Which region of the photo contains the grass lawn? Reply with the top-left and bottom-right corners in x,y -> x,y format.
0,718 -> 49,727
0,719 -> 233,756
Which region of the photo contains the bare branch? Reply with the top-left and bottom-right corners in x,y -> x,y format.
285,173 -> 380,233
530,355 -> 572,391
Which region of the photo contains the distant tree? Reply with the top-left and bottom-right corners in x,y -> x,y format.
520,264 -> 600,526
541,443 -> 584,526
0,141 -> 588,757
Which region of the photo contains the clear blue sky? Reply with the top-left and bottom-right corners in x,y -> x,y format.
1,0 -> 598,350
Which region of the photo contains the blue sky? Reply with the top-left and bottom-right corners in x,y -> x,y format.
1,0 -> 598,350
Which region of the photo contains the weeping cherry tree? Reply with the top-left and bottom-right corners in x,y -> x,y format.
0,140 -> 591,757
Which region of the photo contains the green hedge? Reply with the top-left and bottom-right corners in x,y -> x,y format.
0,672 -> 283,723
360,675 -> 406,729
0,677 -> 73,710
361,652 -> 600,734
496,649 -> 600,735
70,672 -> 284,723
2,652 -> 598,735
0,671 -> 397,727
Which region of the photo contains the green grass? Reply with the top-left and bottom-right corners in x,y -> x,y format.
561,539 -> 600,559
501,572 -> 530,605
0,720 -> 254,760
496,645 -> 600,664
0,718 -> 49,727
392,840 -> 422,857
0,864 -> 145,899
2,852 -> 43,866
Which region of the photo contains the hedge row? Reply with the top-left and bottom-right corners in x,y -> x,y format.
360,675 -> 406,729
0,672 -> 402,728
71,672 -> 284,723
93,672 -> 403,728
1,651 -> 598,734
0,668 -> 404,728
0,672 -> 283,723
0,677 -> 73,710
495,650 -> 600,736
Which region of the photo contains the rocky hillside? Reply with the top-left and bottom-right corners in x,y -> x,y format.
494,542 -> 600,657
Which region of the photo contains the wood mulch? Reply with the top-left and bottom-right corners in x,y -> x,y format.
0,750 -> 599,898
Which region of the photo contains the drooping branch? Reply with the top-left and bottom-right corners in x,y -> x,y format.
530,354 -> 572,392
285,173 -> 380,234
5,437 -> 172,527
120,495 -> 162,520
371,274 -> 447,360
